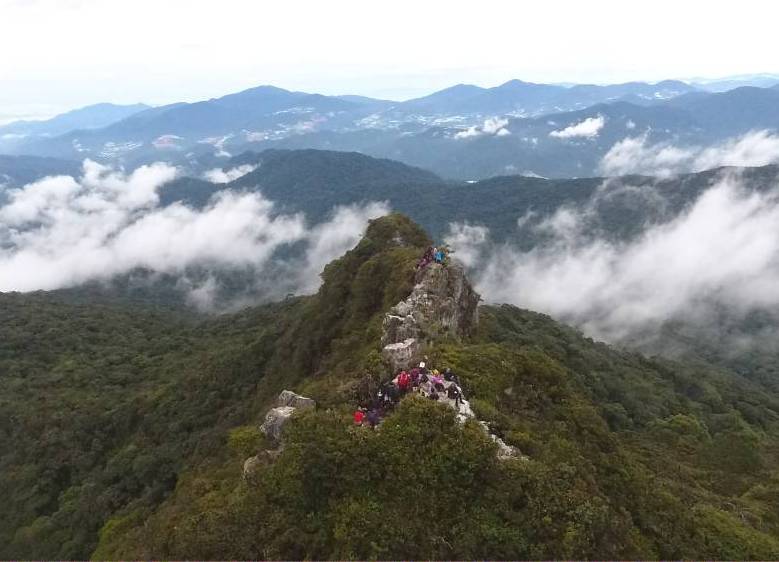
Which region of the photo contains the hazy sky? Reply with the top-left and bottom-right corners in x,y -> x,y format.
2,0 -> 778,121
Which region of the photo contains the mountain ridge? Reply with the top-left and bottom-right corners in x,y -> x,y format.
4,214 -> 779,559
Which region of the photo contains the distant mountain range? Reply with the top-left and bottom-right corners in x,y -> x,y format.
0,103 -> 150,150
3,77 -> 779,179
692,73 -> 779,92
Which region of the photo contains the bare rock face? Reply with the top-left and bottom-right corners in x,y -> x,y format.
260,406 -> 296,442
259,390 -> 317,443
382,337 -> 421,373
380,260 -> 480,371
277,390 -> 316,410
243,449 -> 283,480
242,454 -> 263,480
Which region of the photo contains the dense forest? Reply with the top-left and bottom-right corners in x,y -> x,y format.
165,148 -> 779,245
3,214 -> 779,559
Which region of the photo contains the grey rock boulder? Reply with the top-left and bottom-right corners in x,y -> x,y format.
242,449 -> 283,480
260,405 -> 296,442
277,389 -> 316,410
260,391 -> 317,443
382,337 -> 421,373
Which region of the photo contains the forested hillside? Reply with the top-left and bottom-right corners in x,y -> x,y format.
174,148 -> 779,245
2,214 -> 779,559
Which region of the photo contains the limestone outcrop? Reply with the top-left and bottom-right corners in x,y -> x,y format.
381,260 -> 480,371
277,389 -> 316,410
259,390 -> 316,442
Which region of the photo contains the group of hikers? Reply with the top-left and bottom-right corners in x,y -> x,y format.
353,362 -> 465,428
352,245 -> 461,428
417,245 -> 447,270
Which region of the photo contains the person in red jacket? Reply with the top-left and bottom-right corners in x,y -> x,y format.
353,408 -> 366,426
397,370 -> 411,394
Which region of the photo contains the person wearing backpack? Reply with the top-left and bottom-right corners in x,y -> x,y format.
447,384 -> 462,407
443,368 -> 459,385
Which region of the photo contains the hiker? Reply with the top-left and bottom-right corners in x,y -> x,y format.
354,408 -> 366,425
434,248 -> 445,263
443,368 -> 459,385
386,381 -> 400,404
397,370 -> 411,394
367,408 -> 380,428
419,361 -> 430,376
447,384 -> 462,407
378,383 -> 391,408
409,366 -> 421,387
417,246 -> 435,269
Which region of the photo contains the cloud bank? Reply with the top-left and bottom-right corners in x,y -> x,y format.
454,117 -> 511,139
0,161 -> 388,307
550,115 -> 604,139
600,130 -> 779,177
203,164 -> 258,183
447,172 -> 779,344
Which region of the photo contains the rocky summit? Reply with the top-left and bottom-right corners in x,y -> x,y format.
382,259 -> 480,371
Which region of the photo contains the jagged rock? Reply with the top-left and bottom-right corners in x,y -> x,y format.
381,261 -> 480,351
450,394 -> 524,461
260,391 -> 316,443
493,437 -> 521,460
260,405 -> 296,441
242,454 -> 262,480
382,312 -> 419,345
242,449 -> 283,480
277,390 -> 316,410
382,337 -> 421,372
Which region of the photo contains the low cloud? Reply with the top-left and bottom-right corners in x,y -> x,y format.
203,164 -> 258,183
600,130 -> 779,177
0,160 -> 389,307
152,134 -> 184,150
550,115 -> 604,139
454,117 -> 511,139
446,172 -> 779,344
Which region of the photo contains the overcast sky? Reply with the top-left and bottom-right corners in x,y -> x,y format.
2,0 -> 778,121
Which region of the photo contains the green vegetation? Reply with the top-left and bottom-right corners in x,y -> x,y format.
2,214 -> 779,559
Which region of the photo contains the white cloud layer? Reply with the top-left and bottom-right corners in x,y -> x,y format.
0,161 -> 388,303
550,115 -> 605,139
203,164 -> 258,183
600,130 -> 779,177
454,117 -> 510,139
446,172 -> 779,343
